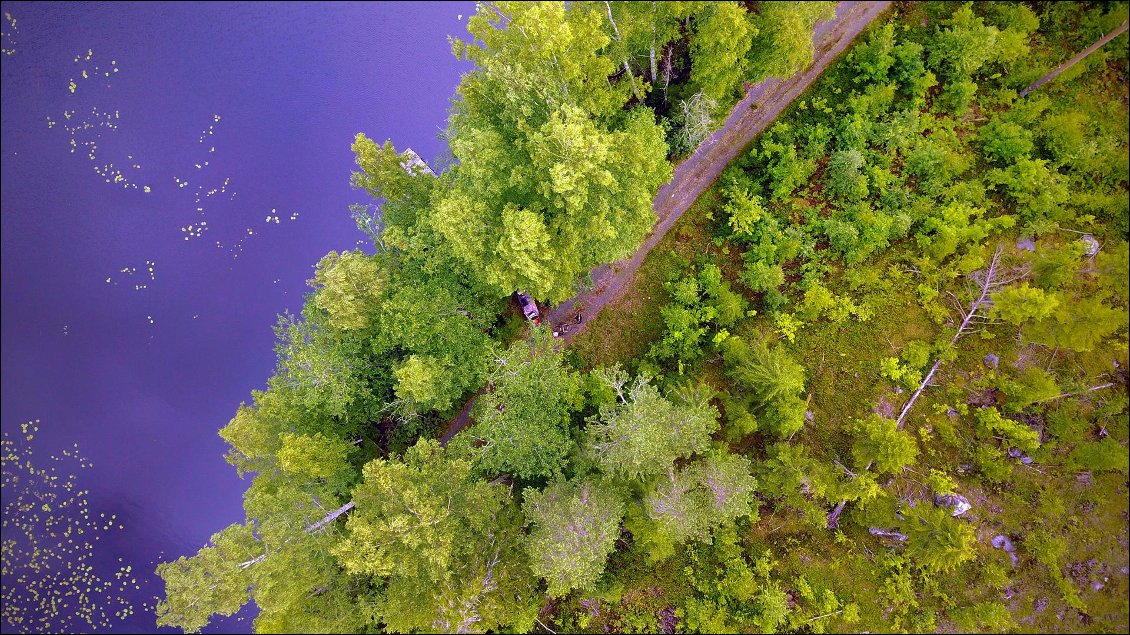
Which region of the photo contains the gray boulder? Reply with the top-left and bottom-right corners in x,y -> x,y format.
934,492 -> 972,517
1082,234 -> 1100,257
992,534 -> 1019,567
869,527 -> 908,542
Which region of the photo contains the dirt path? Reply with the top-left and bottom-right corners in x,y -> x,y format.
545,1 -> 890,338
441,1 -> 890,444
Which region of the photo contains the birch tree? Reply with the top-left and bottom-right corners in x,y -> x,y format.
522,479 -> 625,596
586,366 -> 719,480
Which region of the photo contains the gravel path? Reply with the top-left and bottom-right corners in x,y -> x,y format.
442,1 -> 891,443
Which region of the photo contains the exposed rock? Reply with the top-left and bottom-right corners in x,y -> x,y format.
1007,447 -> 1034,464
991,535 -> 1014,550
992,534 -> 1019,567
1082,234 -> 1100,257
934,492 -> 972,516
984,353 -> 1000,369
869,527 -> 908,542
804,410 -> 815,422
658,607 -> 677,635
874,394 -> 897,418
1091,579 -> 1105,591
1017,237 -> 1036,252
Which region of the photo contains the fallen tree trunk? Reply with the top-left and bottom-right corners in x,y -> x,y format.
827,247 -> 1010,528
239,500 -> 357,570
1019,20 -> 1129,98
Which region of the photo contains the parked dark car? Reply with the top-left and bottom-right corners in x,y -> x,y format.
517,292 -> 540,324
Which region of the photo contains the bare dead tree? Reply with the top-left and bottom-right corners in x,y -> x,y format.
649,2 -> 658,83
894,246 -> 1019,428
433,540 -> 501,633
826,246 -> 1017,528
680,90 -> 717,150
350,203 -> 386,252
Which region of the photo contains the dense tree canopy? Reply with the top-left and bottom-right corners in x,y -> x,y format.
521,478 -> 625,597
156,2 -> 1130,634
459,327 -> 583,481
586,366 -> 719,480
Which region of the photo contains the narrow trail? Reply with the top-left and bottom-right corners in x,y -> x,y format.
544,1 -> 892,339
441,1 -> 892,444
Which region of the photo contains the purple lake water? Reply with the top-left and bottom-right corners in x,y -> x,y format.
1,2 -> 473,631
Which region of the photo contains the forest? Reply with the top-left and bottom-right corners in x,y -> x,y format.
156,2 -> 1129,633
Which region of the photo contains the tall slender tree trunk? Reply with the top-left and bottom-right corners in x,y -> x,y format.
307,501 -> 356,533
604,1 -> 640,99
649,2 -> 658,83
238,501 -> 357,571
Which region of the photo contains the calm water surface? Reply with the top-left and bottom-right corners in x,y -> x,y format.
1,2 -> 473,631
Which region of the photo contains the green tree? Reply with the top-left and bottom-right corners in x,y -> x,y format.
723,336 -> 805,404
926,3 -> 999,82
308,250 -> 387,331
978,118 -> 1034,165
852,414 -> 919,474
522,479 -> 625,596
1029,296 -> 1126,352
747,2 -> 836,82
379,502 -> 541,634
393,354 -> 457,412
461,327 -> 583,480
825,149 -> 869,201
155,524 -> 257,633
436,2 -> 672,302
723,183 -> 766,238
1068,438 -> 1130,473
276,432 -> 354,490
586,367 -> 719,480
373,273 -> 499,415
249,531 -> 363,634
350,136 -> 438,255
333,439 -> 505,582
900,504 -> 976,573
688,2 -> 752,107
990,283 -> 1060,325
264,311 -> 385,436
645,453 -> 758,544
952,601 -> 1017,633
721,336 -> 808,438
975,407 -> 1040,454
851,22 -> 896,84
